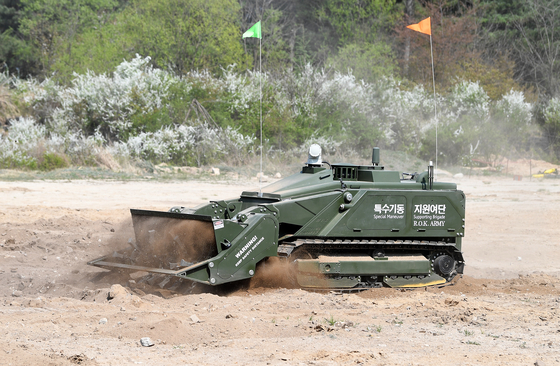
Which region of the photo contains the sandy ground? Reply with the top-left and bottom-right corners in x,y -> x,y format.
1,175 -> 560,365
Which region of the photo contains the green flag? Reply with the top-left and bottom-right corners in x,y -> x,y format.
243,21 -> 261,39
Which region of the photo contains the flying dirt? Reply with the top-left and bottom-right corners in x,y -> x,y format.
90,145 -> 466,290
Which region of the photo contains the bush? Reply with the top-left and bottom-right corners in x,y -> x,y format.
7,56 -> 546,170
38,152 -> 69,171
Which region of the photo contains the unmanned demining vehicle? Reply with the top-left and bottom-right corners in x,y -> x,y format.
89,145 -> 465,290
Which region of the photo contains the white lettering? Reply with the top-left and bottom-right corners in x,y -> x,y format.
414,219 -> 446,227
234,236 -> 265,267
414,204 -> 447,215
235,235 -> 258,259
374,203 -> 405,217
252,237 -> 265,251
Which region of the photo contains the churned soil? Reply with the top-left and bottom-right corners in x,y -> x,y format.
1,174 -> 559,365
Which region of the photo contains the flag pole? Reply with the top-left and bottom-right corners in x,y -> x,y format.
406,17 -> 437,180
259,23 -> 263,196
242,20 -> 263,195
429,33 -> 437,180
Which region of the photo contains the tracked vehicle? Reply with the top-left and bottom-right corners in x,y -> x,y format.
89,146 -> 465,289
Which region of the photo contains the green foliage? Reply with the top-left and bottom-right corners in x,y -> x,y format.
324,315 -> 337,326
0,155 -> 38,170
18,0 -> 118,81
479,0 -> 560,97
317,0 -> 398,46
241,4 -> 289,71
15,0 -> 251,80
122,0 -> 250,75
455,57 -> 531,101
0,0 -> 39,77
535,97 -> 560,161
38,152 -> 69,170
0,70 -> 19,123
50,17 -> 131,79
327,42 -> 397,83
1,0 -> 559,164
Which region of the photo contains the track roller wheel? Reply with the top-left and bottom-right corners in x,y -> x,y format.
433,255 -> 455,276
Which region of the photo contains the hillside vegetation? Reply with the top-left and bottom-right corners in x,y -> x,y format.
1,0 -> 560,172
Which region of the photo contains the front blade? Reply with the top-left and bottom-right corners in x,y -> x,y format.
88,209 -> 218,273
130,209 -> 217,268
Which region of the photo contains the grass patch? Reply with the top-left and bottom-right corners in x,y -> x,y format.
0,167 -> 138,181
325,315 -> 337,326
366,325 -> 382,333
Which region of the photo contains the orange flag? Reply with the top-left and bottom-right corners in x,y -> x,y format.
407,17 -> 431,35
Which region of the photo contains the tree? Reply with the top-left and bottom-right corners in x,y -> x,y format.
535,97 -> 560,160
514,0 -> 560,97
50,0 -> 252,78
239,0 -> 301,71
317,0 -> 398,46
0,0 -> 40,77
119,0 -> 250,75
477,0 -> 560,97
395,1 -> 479,89
314,0 -> 399,81
326,42 -> 396,83
403,0 -> 415,76
17,0 -> 117,81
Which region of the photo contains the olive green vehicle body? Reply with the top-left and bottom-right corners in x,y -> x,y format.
89,159 -> 466,289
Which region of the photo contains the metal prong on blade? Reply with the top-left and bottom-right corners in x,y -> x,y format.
111,251 -> 126,259
180,259 -> 193,267
128,237 -> 138,250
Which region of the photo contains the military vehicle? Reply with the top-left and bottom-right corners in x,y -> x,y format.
89,145 -> 465,289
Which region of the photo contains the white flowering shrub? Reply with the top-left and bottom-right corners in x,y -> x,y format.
0,116 -> 106,168
539,98 -> 560,158
420,81 -> 495,164
109,123 -> 255,166
375,81 -> 434,152
496,90 -> 532,123
3,117 -> 46,150
14,55 -> 178,140
221,65 -> 262,112
301,134 -> 343,155
490,90 -> 533,155
5,56 -> 538,169
0,117 -> 46,168
444,81 -> 490,121
544,97 -> 560,121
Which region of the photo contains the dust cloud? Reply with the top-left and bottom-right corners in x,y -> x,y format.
249,257 -> 299,289
100,213 -> 217,270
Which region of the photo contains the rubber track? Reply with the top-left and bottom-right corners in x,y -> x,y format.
279,239 -> 462,260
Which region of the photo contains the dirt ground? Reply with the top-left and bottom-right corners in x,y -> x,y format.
1,174 -> 559,366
